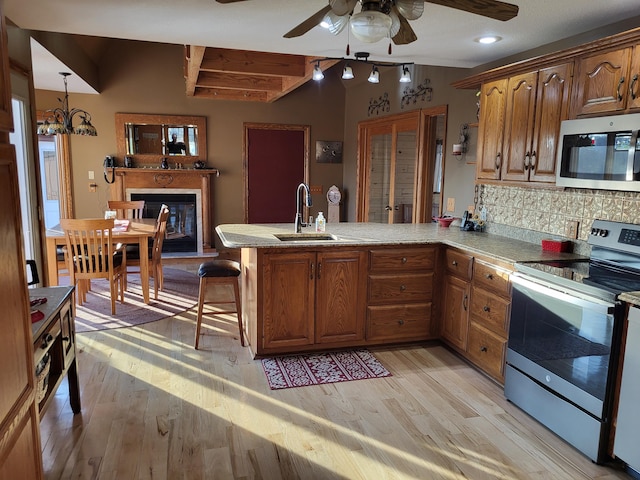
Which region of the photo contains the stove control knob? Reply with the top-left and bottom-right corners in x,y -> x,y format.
591,227 -> 599,236
599,229 -> 609,237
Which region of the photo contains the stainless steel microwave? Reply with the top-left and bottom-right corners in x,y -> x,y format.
556,113 -> 640,191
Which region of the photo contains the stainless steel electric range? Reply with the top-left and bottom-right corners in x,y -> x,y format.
505,219 -> 640,464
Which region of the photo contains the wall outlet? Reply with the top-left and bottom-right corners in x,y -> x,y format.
309,185 -> 323,194
567,220 -> 579,239
446,197 -> 455,212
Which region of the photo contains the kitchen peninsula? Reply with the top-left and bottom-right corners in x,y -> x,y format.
216,223 -> 581,383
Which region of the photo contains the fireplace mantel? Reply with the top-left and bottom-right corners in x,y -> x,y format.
110,167 -> 219,251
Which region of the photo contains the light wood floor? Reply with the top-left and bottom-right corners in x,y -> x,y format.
40,307 -> 632,480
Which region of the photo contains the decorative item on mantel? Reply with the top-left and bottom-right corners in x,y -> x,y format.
401,79 -> 432,109
160,157 -> 169,169
368,92 -> 390,116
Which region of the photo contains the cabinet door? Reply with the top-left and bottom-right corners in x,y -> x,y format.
571,48 -> 632,116
441,274 -> 470,350
315,250 -> 366,344
628,48 -> 640,110
502,72 -> 537,182
263,252 -> 315,349
0,148 -> 43,478
529,63 -> 572,182
477,79 -> 507,180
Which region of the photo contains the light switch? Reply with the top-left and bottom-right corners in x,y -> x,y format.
88,170 -> 95,180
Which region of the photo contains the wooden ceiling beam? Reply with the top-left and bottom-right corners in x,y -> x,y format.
200,47 -> 307,77
197,71 -> 283,92
185,45 -> 206,96
193,87 -> 268,102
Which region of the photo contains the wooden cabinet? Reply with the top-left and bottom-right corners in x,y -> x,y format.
467,259 -> 512,383
261,249 -> 366,353
30,287 -> 81,416
440,249 -> 512,384
366,247 -> 437,343
477,79 -> 507,181
571,46 -> 640,117
441,248 -> 473,350
477,63 -> 572,184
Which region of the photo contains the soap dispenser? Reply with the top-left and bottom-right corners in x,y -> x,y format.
315,212 -> 326,232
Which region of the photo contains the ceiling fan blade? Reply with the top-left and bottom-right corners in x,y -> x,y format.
329,0 -> 358,16
425,0 -> 518,21
215,0 -> 249,3
284,5 -> 333,38
392,8 -> 418,45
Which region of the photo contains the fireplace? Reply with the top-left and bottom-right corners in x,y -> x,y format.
131,192 -> 198,253
110,168 -> 219,254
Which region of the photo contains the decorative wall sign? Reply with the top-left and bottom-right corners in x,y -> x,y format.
316,141 -> 343,163
401,79 -> 433,109
368,92 -> 390,116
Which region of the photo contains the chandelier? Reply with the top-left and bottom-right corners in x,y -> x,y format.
37,72 -> 97,136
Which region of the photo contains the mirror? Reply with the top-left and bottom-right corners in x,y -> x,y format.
115,113 -> 207,166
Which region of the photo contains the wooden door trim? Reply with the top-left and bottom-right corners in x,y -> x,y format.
242,123 -> 310,223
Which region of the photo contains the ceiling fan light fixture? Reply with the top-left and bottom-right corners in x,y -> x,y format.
312,62 -> 325,81
399,65 -> 411,83
342,64 -> 354,80
321,10 -> 349,35
350,10 -> 392,43
368,66 -> 380,83
396,0 -> 424,20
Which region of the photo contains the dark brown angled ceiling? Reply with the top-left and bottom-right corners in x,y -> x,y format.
184,46 -> 340,102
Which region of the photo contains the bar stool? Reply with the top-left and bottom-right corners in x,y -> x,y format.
194,259 -> 245,349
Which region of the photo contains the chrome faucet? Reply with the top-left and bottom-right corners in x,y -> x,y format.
294,182 -> 312,233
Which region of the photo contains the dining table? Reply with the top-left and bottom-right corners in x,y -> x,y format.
45,218 -> 157,304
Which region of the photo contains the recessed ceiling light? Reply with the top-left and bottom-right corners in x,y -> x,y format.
475,35 -> 502,44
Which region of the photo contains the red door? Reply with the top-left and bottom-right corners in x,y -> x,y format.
246,126 -> 306,223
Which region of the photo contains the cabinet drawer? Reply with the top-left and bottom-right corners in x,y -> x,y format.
470,286 -> 510,336
467,322 -> 507,381
368,273 -> 433,304
445,249 -> 473,281
474,260 -> 511,297
367,303 -> 433,341
33,318 -> 61,365
369,248 -> 436,272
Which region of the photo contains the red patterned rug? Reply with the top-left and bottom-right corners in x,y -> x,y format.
261,349 -> 392,390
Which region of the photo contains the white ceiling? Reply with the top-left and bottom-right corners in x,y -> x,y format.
6,0 -> 640,94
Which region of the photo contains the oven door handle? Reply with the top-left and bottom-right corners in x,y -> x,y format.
510,273 -> 616,315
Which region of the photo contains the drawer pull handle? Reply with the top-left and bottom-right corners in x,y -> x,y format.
317,262 -> 322,279
400,285 -> 406,291
401,257 -> 407,263
485,273 -> 493,280
463,294 -> 468,311
483,305 -> 490,312
480,346 -> 488,353
398,319 -> 405,325
310,263 -> 314,280
41,333 -> 53,348
452,260 -> 458,266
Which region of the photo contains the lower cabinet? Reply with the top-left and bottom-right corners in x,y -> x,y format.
367,246 -> 437,343
261,249 -> 367,353
441,248 -> 512,384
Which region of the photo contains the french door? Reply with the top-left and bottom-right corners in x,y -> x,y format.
357,106 -> 447,223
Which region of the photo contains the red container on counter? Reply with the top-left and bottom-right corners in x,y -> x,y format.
541,239 -> 572,252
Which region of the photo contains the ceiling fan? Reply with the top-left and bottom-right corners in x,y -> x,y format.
216,0 -> 519,46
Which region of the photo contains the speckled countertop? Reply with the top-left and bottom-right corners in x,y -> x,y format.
216,223 -> 586,266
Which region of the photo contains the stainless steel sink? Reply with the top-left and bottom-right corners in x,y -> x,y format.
274,233 -> 338,242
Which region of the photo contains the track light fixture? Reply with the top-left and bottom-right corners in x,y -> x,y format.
312,61 -> 325,81
311,52 -> 414,84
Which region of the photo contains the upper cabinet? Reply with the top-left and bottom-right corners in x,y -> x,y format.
476,63 -> 572,184
571,46 -> 640,117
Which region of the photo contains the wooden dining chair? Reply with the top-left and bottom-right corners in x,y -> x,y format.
124,204 -> 170,299
60,218 -> 126,315
107,200 -> 145,219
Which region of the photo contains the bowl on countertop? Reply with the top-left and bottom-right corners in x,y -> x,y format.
433,216 -> 458,227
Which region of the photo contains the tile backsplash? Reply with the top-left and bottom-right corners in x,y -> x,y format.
477,184 -> 640,255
